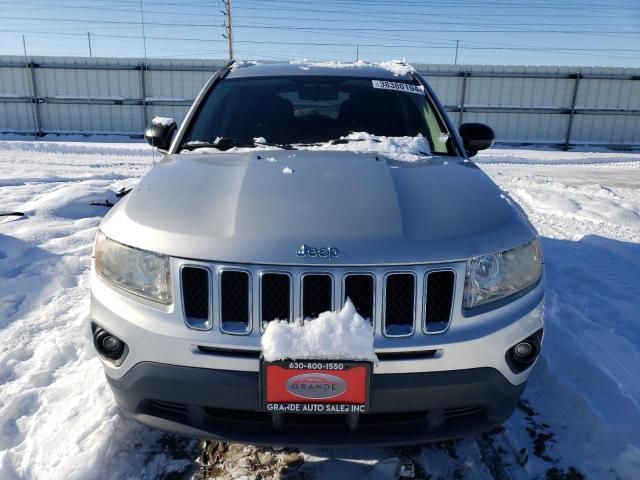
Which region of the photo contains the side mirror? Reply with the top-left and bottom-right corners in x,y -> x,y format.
459,123 -> 495,157
144,117 -> 177,152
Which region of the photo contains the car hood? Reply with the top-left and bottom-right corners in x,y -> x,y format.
101,150 -> 536,265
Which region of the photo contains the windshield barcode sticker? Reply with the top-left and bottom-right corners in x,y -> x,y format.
372,80 -> 424,95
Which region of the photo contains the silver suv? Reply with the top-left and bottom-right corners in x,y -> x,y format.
90,61 -> 544,446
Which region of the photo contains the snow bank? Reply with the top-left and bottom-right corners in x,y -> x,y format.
21,182 -> 120,220
476,147 -> 640,166
261,300 -> 377,363
151,116 -> 175,127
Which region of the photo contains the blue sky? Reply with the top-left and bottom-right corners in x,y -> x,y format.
0,0 -> 639,66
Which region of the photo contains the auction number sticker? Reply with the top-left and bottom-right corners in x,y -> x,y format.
372,79 -> 424,95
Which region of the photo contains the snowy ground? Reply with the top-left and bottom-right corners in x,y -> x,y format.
0,137 -> 638,480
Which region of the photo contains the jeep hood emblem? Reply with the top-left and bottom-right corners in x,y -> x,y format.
286,373 -> 347,399
297,244 -> 340,260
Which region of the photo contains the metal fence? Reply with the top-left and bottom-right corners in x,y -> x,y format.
1,55 -> 638,147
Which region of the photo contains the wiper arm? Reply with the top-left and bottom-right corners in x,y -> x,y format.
329,137 -> 381,145
182,138 -> 296,151
294,137 -> 382,147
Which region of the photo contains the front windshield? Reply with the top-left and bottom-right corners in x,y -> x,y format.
181,76 -> 454,155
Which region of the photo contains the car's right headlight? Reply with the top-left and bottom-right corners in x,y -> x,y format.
94,232 -> 172,304
463,238 -> 542,310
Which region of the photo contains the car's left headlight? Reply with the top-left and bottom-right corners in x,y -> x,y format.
94,232 -> 172,304
463,238 -> 542,310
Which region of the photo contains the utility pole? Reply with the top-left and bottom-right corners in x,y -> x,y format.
222,0 -> 234,60
87,32 -> 93,57
454,40 -> 459,65
356,44 -> 359,61
140,0 -> 148,61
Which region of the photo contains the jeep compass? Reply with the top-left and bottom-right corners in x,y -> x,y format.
90,61 -> 544,446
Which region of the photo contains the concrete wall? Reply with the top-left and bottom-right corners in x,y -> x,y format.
1,56 -> 638,146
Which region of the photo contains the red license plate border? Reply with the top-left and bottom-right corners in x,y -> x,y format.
260,359 -> 372,415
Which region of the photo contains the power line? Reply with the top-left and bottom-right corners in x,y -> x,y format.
0,0 -> 632,18
1,16 -> 637,35
3,28 -> 639,56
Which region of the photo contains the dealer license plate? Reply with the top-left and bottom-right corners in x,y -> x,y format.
261,360 -> 371,414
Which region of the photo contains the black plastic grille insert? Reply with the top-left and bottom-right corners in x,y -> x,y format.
302,274 -> 332,319
261,273 -> 291,322
425,271 -> 455,331
344,274 -> 374,322
384,273 -> 415,335
181,267 -> 210,324
220,270 -> 250,328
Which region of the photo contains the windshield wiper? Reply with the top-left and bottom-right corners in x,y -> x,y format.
182,138 -> 296,151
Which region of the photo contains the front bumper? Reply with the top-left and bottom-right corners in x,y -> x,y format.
91,261 -> 543,444
108,362 -> 525,446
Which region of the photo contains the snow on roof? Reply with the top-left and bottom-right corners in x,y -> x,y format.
226,60 -> 417,79
261,299 -> 377,363
290,59 -> 416,76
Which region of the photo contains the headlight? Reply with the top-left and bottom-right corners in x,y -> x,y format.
94,232 -> 172,304
463,239 -> 542,310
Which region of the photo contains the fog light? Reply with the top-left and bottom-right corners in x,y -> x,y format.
505,329 -> 543,374
514,342 -> 533,359
101,335 -> 121,352
92,325 -> 127,364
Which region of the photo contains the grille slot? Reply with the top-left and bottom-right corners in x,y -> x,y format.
302,274 -> 333,319
261,273 -> 291,323
425,270 -> 455,333
344,274 -> 374,322
384,273 -> 415,336
220,270 -> 250,334
443,405 -> 485,418
146,400 -> 188,414
181,266 -> 211,330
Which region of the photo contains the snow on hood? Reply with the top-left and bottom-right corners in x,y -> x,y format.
261,300 -> 377,363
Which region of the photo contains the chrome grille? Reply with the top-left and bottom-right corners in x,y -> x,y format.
179,262 -> 458,337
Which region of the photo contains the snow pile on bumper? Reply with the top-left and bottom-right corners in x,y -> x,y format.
261,300 -> 377,363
